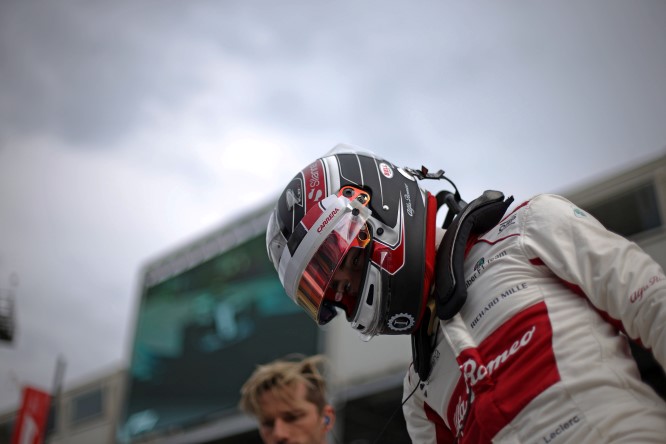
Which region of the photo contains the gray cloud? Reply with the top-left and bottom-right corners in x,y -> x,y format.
0,1 -> 210,146
1,0 -> 666,411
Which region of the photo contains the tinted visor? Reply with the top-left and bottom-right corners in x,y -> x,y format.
295,209 -> 371,324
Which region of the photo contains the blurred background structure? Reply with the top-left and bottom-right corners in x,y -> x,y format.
0,274 -> 17,344
1,152 -> 665,444
1,0 -> 666,443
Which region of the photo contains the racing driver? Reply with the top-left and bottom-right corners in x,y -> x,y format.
265,144 -> 666,443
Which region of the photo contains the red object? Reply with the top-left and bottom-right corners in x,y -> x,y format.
11,386 -> 51,444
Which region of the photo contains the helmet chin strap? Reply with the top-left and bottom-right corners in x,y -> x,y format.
407,165 -> 514,381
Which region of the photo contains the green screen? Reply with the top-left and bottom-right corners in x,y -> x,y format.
118,233 -> 319,442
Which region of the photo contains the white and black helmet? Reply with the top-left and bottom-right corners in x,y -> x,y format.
266,145 -> 438,340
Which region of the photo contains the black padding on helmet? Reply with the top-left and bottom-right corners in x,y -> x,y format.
434,190 -> 514,320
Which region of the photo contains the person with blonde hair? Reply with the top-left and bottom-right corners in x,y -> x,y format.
240,355 -> 335,444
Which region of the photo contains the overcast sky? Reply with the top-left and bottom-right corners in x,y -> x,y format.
1,0 -> 665,411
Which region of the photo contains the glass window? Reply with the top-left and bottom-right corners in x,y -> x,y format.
70,388 -> 104,424
118,233 -> 320,443
585,182 -> 662,237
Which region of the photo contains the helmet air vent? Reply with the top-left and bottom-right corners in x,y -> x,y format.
366,285 -> 374,306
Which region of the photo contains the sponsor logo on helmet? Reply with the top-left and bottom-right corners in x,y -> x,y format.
388,313 -> 415,331
379,162 -> 394,178
317,208 -> 339,233
403,183 -> 414,217
304,160 -> 326,209
309,162 -> 321,188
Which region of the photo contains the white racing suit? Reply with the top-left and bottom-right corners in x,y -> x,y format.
403,194 -> 666,443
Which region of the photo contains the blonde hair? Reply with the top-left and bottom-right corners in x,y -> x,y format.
239,354 -> 328,417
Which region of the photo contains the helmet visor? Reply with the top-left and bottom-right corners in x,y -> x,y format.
295,207 -> 371,324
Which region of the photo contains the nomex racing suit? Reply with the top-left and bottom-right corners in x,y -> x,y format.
403,194 -> 666,443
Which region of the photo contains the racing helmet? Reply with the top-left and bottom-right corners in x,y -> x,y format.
266,145 -> 438,340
